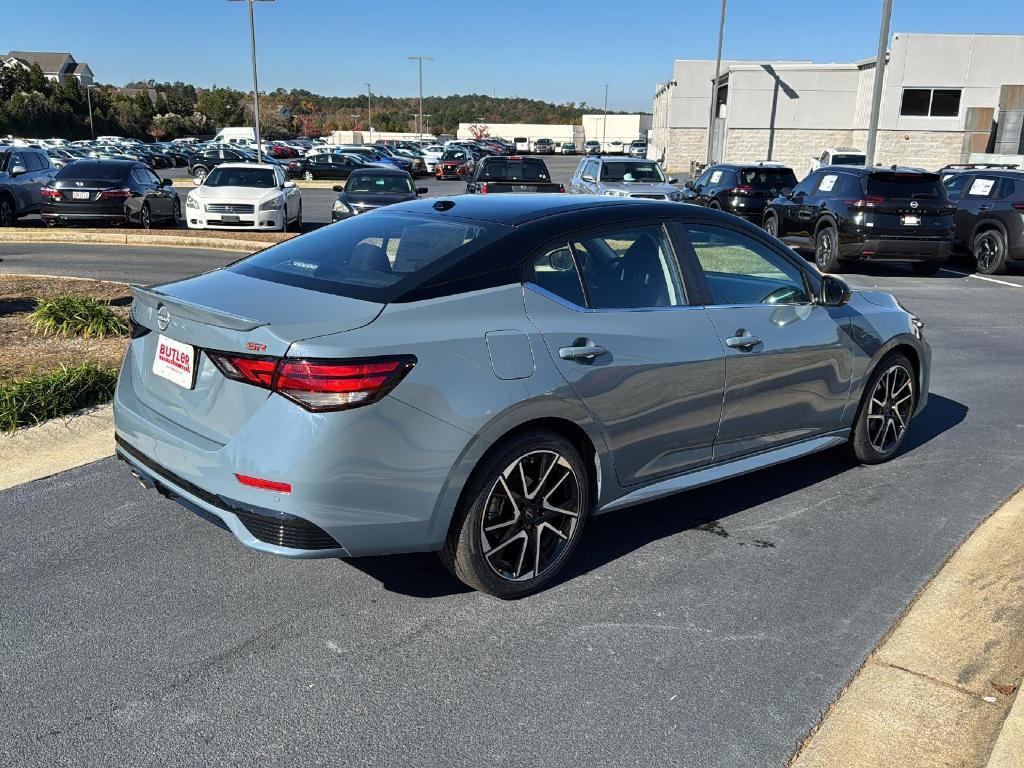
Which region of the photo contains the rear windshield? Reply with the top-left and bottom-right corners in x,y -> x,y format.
600,162 -> 666,183
865,172 -> 945,198
55,161 -> 128,181
478,159 -> 550,181
832,154 -> 866,166
514,138 -> 528,143
739,168 -> 798,188
346,173 -> 413,194
231,212 -> 507,302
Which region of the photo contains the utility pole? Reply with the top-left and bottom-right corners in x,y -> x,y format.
706,0 -> 727,165
407,56 -> 433,141
228,0 -> 274,163
366,83 -> 372,143
603,84 -> 609,152
865,0 -> 893,167
86,84 -> 96,139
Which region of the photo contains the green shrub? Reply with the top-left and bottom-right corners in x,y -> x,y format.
29,294 -> 128,339
0,363 -> 119,432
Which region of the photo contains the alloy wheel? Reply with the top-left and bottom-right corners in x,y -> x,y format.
172,199 -> 181,226
479,450 -> 581,582
816,231 -> 834,270
976,233 -> 1001,273
866,364 -> 914,454
304,171 -> 313,181
140,206 -> 151,229
765,217 -> 777,237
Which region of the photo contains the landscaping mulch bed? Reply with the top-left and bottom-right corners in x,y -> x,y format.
0,276 -> 131,380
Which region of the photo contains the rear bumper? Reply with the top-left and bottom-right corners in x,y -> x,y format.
42,201 -> 127,223
112,346 -> 474,558
839,236 -> 951,261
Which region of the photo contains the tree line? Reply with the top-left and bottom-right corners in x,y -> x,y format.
0,67 -> 637,141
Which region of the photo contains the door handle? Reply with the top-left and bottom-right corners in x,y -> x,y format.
725,332 -> 762,351
559,344 -> 608,361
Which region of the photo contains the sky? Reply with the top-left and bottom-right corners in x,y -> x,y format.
5,0 -> 1023,112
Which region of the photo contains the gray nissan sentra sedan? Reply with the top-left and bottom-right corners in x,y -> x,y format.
114,195 -> 930,598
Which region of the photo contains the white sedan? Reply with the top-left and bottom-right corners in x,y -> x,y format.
185,164 -> 301,232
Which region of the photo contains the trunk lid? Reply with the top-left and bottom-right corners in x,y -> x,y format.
858,171 -> 954,234
129,269 -> 384,444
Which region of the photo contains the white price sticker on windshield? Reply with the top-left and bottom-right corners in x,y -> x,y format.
968,178 -> 995,196
819,174 -> 838,192
710,170 -> 722,183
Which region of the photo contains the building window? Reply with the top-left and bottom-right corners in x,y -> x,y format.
899,88 -> 962,117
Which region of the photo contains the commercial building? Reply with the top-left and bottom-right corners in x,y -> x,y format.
1,51 -> 94,86
456,115 -> 650,150
650,33 -> 1024,174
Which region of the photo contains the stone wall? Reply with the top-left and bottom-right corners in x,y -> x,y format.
724,129 -> 856,176
651,127 -> 707,173
850,130 -> 965,169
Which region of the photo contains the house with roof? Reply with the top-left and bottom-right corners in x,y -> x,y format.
1,51 -> 94,86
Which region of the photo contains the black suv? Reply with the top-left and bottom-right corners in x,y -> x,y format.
0,146 -> 56,226
763,166 -> 954,275
188,148 -> 277,183
941,169 -> 1024,275
681,162 -> 798,223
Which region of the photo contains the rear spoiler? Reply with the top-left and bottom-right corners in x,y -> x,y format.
132,286 -> 267,331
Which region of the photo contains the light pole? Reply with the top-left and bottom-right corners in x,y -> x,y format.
423,114 -> 432,139
602,84 -> 609,152
86,84 -> 97,139
407,55 -> 433,141
228,0 -> 274,163
706,0 -> 727,165
366,83 -> 372,143
865,0 -> 893,167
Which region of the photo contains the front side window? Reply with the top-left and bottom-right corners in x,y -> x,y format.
572,225 -> 684,309
942,173 -> 970,199
685,224 -> 811,306
792,172 -> 821,197
600,161 -> 666,183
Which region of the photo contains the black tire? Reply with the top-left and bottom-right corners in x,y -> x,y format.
911,260 -> 942,276
439,430 -> 591,599
763,213 -> 779,238
139,204 -> 151,230
814,225 -> 842,273
169,198 -> 181,228
290,205 -> 302,233
849,352 -> 916,464
973,229 -> 1008,275
0,196 -> 14,227
709,201 -> 721,211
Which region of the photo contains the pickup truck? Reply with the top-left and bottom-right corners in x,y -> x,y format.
464,156 -> 564,194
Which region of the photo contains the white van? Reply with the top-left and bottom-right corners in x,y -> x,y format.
213,127 -> 257,144
514,137 -> 531,154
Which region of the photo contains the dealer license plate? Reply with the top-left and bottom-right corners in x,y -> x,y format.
901,215 -> 920,226
152,335 -> 196,389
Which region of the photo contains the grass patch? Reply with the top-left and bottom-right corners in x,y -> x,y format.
0,363 -> 119,432
30,294 -> 128,339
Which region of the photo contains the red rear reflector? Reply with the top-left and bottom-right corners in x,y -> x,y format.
235,474 -> 292,494
41,186 -> 61,200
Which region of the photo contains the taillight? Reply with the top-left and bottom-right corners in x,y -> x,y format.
97,188 -> 132,200
479,182 -> 489,194
557,184 -> 565,193
206,352 -> 416,412
41,186 -> 61,200
1013,202 -> 1024,211
843,195 -> 886,208
275,357 -> 415,411
728,185 -> 753,194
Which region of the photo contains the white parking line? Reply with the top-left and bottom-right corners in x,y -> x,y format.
939,268 -> 1022,288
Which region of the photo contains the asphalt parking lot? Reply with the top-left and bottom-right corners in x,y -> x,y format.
2,240 -> 1023,767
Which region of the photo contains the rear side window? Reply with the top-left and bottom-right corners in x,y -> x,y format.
232,212 -> 506,302
531,245 -> 586,307
739,168 -> 797,189
865,172 -> 945,199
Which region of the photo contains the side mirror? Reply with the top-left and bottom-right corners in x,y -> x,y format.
416,187 -> 428,195
332,185 -> 345,192
818,275 -> 851,307
684,180 -> 695,190
162,178 -> 173,187
581,174 -> 595,183
780,186 -> 793,197
9,164 -> 27,176
792,190 -> 805,200
283,180 -> 296,188
668,177 -> 678,185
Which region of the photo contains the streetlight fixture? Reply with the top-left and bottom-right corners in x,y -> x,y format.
366,83 -> 373,143
228,0 -> 274,163
407,55 -> 433,141
86,84 -> 97,139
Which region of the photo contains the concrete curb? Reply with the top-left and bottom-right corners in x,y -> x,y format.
0,404 -> 114,490
0,230 -> 277,253
986,687 -> 1023,767
789,489 -> 1024,768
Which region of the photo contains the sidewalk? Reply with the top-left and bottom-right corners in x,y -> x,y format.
790,489 -> 1024,767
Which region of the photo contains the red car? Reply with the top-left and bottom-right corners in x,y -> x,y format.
435,150 -> 474,180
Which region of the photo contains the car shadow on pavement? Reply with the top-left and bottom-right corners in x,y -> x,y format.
345,394 -> 967,599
